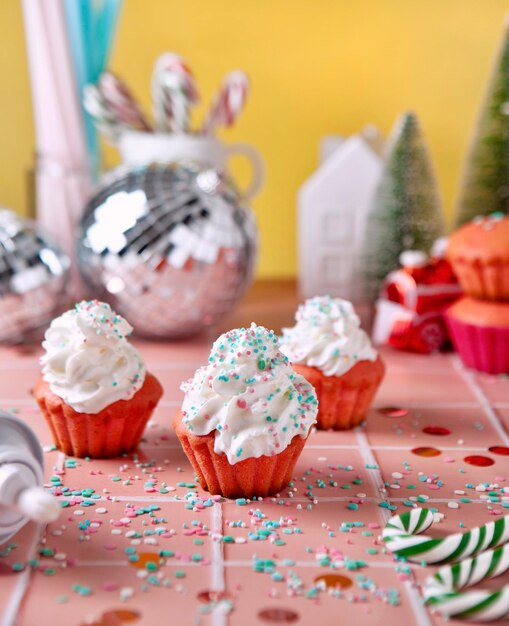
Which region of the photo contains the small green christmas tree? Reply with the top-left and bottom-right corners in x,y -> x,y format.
363,111 -> 444,298
455,19 -> 509,226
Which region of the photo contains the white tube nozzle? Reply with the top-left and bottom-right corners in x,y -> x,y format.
17,487 -> 60,523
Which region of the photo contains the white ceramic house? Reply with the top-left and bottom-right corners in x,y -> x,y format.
298,132 -> 383,302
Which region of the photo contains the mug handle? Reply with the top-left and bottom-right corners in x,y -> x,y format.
223,142 -> 265,200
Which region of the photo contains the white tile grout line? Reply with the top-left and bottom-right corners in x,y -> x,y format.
46,558 -> 415,570
355,430 -> 390,511
450,354 -> 509,446
2,454 -> 66,626
210,502 -> 227,626
403,579 -> 434,626
1,523 -> 44,626
355,429 -> 432,626
66,493 -> 509,506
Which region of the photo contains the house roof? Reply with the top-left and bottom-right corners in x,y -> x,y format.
299,135 -> 382,201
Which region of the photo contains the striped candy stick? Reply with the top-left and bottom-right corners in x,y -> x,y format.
83,83 -> 124,144
99,72 -> 152,132
423,544 -> 509,621
202,70 -> 250,135
151,53 -> 199,133
382,508 -> 509,564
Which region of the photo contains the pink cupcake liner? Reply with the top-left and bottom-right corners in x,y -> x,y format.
445,312 -> 509,374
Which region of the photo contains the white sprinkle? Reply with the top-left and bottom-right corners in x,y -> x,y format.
392,472 -> 403,480
73,510 -> 85,516
454,490 -> 465,495
54,552 -> 67,561
120,587 -> 134,601
111,529 -> 122,535
448,502 -> 459,509
144,538 -> 158,545
95,507 -> 107,514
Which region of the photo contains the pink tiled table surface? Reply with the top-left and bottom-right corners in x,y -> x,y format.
1,281 -> 509,626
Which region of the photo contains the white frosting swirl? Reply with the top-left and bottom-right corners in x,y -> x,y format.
280,296 -> 377,377
41,300 -> 146,414
180,323 -> 318,465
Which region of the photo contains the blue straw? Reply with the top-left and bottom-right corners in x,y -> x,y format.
64,0 -> 123,176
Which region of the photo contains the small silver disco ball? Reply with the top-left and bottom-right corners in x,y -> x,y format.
0,209 -> 70,342
77,163 -> 258,338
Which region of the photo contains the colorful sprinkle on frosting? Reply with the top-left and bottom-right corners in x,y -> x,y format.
280,296 -> 377,377
180,323 -> 318,464
41,300 -> 146,414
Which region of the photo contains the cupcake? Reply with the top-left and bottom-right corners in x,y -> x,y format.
173,323 -> 318,499
34,300 -> 163,458
447,213 -> 509,301
445,297 -> 509,374
280,296 -> 385,430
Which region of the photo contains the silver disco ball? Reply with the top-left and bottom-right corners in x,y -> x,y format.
0,209 -> 70,342
77,162 -> 258,338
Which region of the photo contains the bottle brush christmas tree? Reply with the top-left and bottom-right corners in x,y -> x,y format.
455,18 -> 509,226
363,111 -> 445,299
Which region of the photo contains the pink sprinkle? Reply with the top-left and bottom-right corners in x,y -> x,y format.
103,581 -> 118,591
237,398 -> 247,409
443,457 -> 455,463
428,484 -> 440,490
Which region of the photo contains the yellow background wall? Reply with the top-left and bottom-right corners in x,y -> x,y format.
1,0 -> 508,277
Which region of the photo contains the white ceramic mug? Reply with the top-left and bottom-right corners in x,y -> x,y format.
118,131 -> 265,200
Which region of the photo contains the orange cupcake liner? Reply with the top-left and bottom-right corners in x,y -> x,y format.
34,373 -> 163,458
293,357 -> 385,430
173,410 -> 306,499
452,260 -> 509,301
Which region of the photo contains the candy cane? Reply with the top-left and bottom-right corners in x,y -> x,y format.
202,70 -> 249,135
423,545 -> 509,621
151,53 -> 199,133
382,508 -> 509,564
99,72 -> 152,132
83,83 -> 124,143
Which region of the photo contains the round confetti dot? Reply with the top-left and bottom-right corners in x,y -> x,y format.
197,590 -> 231,603
0,563 -> 22,576
489,446 -> 509,456
378,407 -> 408,418
422,426 -> 451,436
258,608 -> 300,623
411,447 -> 441,458
128,553 -> 160,570
314,573 -> 353,590
102,609 -> 141,623
463,455 -> 495,467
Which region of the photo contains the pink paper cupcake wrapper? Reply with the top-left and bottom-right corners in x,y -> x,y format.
445,313 -> 509,374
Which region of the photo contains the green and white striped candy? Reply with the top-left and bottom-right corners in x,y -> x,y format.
423,544 -> 509,621
382,508 -> 509,564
